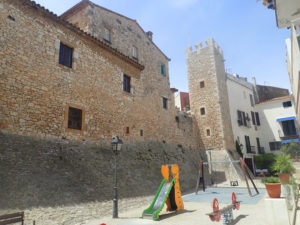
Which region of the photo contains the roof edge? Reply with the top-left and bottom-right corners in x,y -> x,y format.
61,0 -> 171,61
21,0 -> 144,71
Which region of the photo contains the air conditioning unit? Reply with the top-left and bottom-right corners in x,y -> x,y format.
254,125 -> 257,130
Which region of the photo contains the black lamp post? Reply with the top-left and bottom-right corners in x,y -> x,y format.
111,136 -> 123,218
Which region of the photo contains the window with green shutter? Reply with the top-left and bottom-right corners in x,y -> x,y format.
161,64 -> 165,75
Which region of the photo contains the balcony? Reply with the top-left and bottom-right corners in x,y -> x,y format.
278,128 -> 300,141
246,146 -> 256,154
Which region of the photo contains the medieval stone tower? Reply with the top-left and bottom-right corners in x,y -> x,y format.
186,38 -> 235,151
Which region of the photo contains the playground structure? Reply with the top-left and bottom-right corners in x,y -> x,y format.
196,157 -> 259,197
142,164 -> 184,220
207,192 -> 241,225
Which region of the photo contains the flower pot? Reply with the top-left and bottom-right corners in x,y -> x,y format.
265,183 -> 281,198
278,173 -> 290,183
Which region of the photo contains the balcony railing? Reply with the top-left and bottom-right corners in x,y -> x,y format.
278,128 -> 300,140
246,146 -> 256,154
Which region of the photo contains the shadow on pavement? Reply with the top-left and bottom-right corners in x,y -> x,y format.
158,209 -> 196,220
232,214 -> 248,224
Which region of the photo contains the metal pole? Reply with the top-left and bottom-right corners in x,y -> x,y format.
113,153 -> 118,218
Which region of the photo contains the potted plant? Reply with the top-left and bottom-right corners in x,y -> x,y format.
261,177 -> 281,198
272,154 -> 295,183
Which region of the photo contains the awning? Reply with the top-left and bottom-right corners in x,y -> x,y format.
281,139 -> 299,144
276,116 -> 295,122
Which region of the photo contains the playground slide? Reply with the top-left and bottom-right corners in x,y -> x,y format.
142,178 -> 175,220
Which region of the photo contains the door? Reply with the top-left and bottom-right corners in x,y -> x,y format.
244,158 -> 254,174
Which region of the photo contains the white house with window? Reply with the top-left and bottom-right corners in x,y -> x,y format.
226,74 -> 263,173
256,95 -> 299,154
225,73 -> 299,174
270,0 -> 300,121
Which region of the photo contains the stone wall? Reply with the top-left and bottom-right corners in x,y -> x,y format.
0,132 -> 203,224
61,0 -> 177,143
185,39 -> 234,151
0,0 -> 200,150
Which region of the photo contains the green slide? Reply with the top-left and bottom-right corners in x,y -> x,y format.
142,178 -> 175,220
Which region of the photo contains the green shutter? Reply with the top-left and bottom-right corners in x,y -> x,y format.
161,64 -> 165,75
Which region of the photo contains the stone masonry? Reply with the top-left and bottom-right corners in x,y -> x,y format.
0,1 -> 243,223
0,132 -> 204,225
185,39 -> 235,151
0,0 -> 199,150
0,0 -> 205,223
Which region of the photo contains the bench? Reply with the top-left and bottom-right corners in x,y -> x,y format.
0,212 -> 24,225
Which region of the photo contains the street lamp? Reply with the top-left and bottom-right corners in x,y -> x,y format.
111,136 -> 123,218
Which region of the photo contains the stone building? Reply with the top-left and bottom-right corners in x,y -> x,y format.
0,0 -> 204,223
186,39 -> 298,173
0,0 -> 200,149
185,39 -> 235,151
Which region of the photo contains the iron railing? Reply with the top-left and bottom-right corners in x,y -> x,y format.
246,146 -> 256,154
278,128 -> 300,140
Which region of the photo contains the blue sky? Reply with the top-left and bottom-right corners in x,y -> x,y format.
34,0 -> 290,92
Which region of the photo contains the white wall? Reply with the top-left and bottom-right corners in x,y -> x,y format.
227,76 -> 260,157
289,22 -> 300,119
175,93 -> 181,110
256,97 -> 297,154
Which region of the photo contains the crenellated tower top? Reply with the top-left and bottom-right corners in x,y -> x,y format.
185,38 -> 223,57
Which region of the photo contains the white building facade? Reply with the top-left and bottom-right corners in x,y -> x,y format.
256,96 -> 299,154
227,75 -> 262,156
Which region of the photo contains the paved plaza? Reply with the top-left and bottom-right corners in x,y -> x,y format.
86,188 -> 274,225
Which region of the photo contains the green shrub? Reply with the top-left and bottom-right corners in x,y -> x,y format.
254,153 -> 276,170
272,154 -> 295,175
280,143 -> 300,157
261,176 -> 280,184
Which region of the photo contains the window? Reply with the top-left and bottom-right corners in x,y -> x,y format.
132,46 -> 138,60
140,129 -> 143,136
237,110 -> 247,126
245,135 -> 251,153
103,27 -> 111,43
59,43 -> 73,68
255,112 -> 260,126
242,111 -> 247,126
123,74 -> 131,93
269,141 -> 281,151
206,129 -> 211,136
125,126 -> 130,135
251,111 -> 256,125
282,120 -> 297,136
283,101 -> 292,108
68,107 -> 82,130
237,110 -> 243,126
249,94 -> 254,107
163,97 -> 168,109
200,107 -> 206,115
161,64 -> 165,76
200,81 -> 205,88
